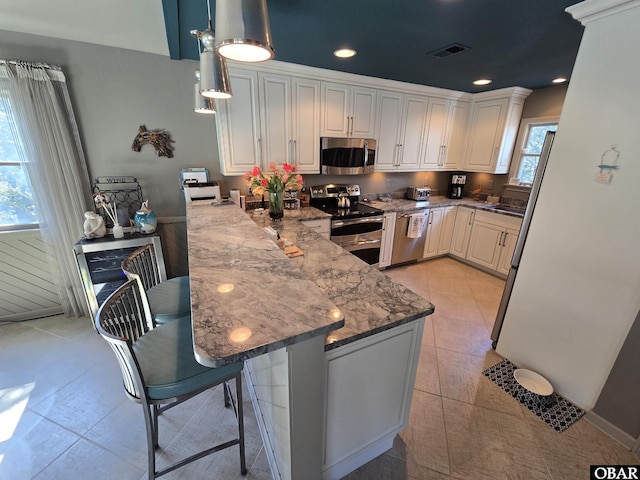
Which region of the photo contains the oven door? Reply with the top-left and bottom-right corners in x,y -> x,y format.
331,216 -> 384,267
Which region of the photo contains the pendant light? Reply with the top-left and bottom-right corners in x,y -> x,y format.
195,0 -> 232,99
194,70 -> 216,114
214,0 -> 275,63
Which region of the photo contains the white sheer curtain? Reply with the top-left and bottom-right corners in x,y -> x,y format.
0,61 -> 93,317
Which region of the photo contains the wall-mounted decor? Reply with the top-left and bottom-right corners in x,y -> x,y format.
595,146 -> 620,184
131,125 -> 175,158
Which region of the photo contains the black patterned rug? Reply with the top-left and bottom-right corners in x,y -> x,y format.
482,359 -> 584,432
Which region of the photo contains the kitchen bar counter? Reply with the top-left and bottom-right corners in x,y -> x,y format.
186,202 -> 344,368
186,201 -> 435,480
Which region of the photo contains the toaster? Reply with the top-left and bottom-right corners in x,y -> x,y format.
406,186 -> 431,201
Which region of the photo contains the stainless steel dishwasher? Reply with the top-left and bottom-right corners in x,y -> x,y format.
391,209 -> 429,266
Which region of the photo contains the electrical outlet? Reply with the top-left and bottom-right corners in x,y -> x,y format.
487,180 -> 495,190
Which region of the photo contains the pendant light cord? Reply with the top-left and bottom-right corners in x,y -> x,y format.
207,0 -> 213,30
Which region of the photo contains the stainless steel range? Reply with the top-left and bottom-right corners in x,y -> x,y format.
309,184 -> 385,267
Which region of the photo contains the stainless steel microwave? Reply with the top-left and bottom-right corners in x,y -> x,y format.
320,137 -> 376,175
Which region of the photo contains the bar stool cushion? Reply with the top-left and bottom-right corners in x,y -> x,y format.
133,316 -> 243,400
146,275 -> 191,324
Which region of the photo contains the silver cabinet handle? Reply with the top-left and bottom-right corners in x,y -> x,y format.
441,145 -> 447,166
398,144 -> 404,166
498,231 -> 504,246
468,211 -> 474,226
257,137 -> 262,166
502,232 -> 508,246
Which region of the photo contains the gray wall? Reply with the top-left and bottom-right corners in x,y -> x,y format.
521,84 -> 568,119
0,29 -> 219,219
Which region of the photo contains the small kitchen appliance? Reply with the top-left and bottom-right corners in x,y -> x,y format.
309,184 -> 384,267
448,174 -> 466,199
406,186 -> 431,201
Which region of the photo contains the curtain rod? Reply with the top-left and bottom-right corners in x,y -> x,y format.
0,59 -> 61,71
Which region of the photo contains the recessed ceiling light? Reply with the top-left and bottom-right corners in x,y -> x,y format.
473,79 -> 492,86
334,48 -> 356,58
552,77 -> 568,84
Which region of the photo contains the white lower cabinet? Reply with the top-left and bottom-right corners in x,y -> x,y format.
465,210 -> 522,274
322,318 -> 424,480
496,226 -> 519,275
379,211 -> 396,268
301,218 -> 330,239
449,207 -> 475,259
423,206 -> 456,259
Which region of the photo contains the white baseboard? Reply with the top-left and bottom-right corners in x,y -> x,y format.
584,411 -> 639,453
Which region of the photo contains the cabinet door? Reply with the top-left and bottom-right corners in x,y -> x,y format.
292,78 -> 321,174
379,212 -> 397,268
443,101 -> 469,170
321,82 -> 350,136
437,206 -> 456,255
320,82 -> 376,137
397,95 -> 427,171
350,86 -> 377,138
423,208 -> 443,259
216,70 -> 261,175
494,99 -> 525,173
259,73 -> 291,166
421,98 -> 449,169
465,220 -> 503,270
450,207 -> 475,258
323,319 -> 423,478
374,92 -> 403,171
496,227 -> 519,275
463,98 -> 508,172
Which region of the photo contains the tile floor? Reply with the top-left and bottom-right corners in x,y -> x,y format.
1,257 -> 638,479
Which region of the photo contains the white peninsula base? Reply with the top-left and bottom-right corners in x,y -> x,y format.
245,317 -> 425,480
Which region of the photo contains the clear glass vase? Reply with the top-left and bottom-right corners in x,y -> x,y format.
268,190 -> 284,221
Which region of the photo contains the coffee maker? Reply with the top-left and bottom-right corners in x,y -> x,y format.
448,174 -> 466,199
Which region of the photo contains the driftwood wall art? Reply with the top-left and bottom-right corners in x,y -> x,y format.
131,125 -> 175,158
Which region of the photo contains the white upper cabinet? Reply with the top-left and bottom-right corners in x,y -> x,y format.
462,88 -> 530,173
375,91 -> 427,172
215,61 -> 530,176
321,82 -> 377,138
259,72 -> 320,174
216,69 -> 262,176
421,98 -> 470,171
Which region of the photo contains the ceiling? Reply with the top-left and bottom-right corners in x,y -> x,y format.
0,0 -> 585,93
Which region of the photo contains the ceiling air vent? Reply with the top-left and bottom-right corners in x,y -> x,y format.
429,43 -> 470,58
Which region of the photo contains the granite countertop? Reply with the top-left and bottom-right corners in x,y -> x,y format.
250,211 -> 435,350
186,202 -> 344,367
364,196 -> 525,218
287,196 -> 524,221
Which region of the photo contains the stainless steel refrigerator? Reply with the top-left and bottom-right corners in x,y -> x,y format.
491,131 -> 555,347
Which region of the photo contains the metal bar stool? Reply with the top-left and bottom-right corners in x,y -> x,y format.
121,243 -> 191,323
95,279 -> 247,479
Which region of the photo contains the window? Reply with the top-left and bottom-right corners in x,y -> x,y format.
0,99 -> 39,230
512,118 -> 558,185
